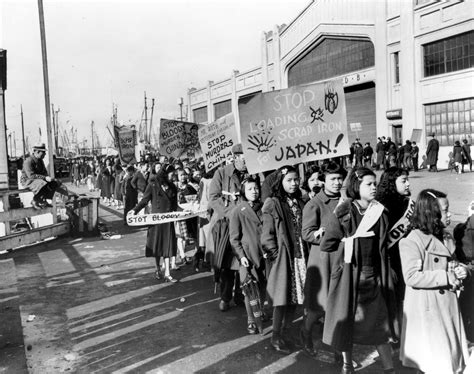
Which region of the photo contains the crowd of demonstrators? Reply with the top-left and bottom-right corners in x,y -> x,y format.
75,140 -> 471,372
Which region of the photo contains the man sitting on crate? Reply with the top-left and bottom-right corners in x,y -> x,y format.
21,143 -> 78,210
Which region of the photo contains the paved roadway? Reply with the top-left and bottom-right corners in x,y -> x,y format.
0,169 -> 472,373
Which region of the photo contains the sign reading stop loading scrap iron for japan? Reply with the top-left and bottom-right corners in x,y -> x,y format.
239,80 -> 350,174
198,113 -> 238,172
114,125 -> 137,164
159,119 -> 201,159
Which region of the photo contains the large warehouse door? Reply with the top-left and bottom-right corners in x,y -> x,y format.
344,82 -> 376,146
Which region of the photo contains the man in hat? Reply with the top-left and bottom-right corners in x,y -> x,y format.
208,143 -> 256,311
426,132 -> 439,172
21,143 -> 76,209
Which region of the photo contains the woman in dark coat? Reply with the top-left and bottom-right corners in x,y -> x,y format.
320,167 -> 398,374
101,158 -> 114,205
113,159 -> 123,208
300,161 -> 346,357
453,140 -> 465,174
130,170 -> 178,283
261,165 -> 308,354
461,139 -> 472,172
229,176 -> 265,335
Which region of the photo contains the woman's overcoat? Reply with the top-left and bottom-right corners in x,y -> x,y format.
101,167 -> 114,198
133,181 -> 178,258
229,201 -> 263,269
301,191 -> 340,312
399,229 -> 469,374
320,199 -> 398,351
261,197 -> 308,307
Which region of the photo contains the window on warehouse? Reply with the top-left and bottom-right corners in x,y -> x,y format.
213,100 -> 232,120
192,106 -> 208,124
424,98 -> 474,146
423,31 -> 474,77
287,38 -> 375,87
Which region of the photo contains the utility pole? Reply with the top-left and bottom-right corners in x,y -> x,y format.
148,98 -> 155,145
55,106 -> 60,154
178,97 -> 184,121
20,105 -> 26,157
144,92 -> 148,143
37,0 -> 55,177
51,103 -> 56,152
91,120 -> 95,156
13,131 -> 16,157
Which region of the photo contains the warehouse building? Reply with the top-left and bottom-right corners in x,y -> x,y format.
187,0 -> 473,168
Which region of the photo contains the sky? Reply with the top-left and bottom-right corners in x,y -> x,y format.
1,0 -> 309,155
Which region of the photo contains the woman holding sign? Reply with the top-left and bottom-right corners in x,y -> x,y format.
129,169 -> 178,283
320,168 -> 398,373
261,165 -> 308,354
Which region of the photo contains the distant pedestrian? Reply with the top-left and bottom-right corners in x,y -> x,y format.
411,142 -> 419,171
375,138 -> 385,170
461,139 -> 472,172
453,140 -> 465,174
403,140 -> 412,169
362,142 -> 374,168
426,132 -> 440,172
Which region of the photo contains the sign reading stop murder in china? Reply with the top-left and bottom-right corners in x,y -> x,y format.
239,80 -> 350,174
159,119 -> 200,159
114,125 -> 137,164
198,113 -> 238,172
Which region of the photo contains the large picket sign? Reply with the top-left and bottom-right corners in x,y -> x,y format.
198,113 -> 238,171
114,125 -> 137,164
239,80 -> 350,174
159,119 -> 200,159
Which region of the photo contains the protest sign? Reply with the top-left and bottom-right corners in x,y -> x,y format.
239,80 -> 350,174
159,119 -> 201,159
113,125 -> 137,164
126,209 -> 207,226
198,113 -> 238,171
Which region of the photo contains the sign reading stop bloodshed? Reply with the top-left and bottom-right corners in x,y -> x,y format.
239,80 -> 350,174
198,113 -> 238,172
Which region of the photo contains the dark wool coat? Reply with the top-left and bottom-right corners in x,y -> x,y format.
229,201 -> 263,268
101,166 -> 114,198
426,138 -> 440,165
133,181 -> 178,258
375,141 -> 385,165
261,196 -> 308,307
319,199 -> 398,351
453,144 -> 464,163
21,155 -> 49,194
207,163 -> 246,258
462,143 -> 472,164
302,191 -> 341,312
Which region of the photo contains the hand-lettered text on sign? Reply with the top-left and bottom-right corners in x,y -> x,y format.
198,113 -> 239,172
239,80 -> 350,174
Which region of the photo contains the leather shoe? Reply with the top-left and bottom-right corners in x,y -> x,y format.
271,336 -> 291,355
31,200 -> 42,210
219,300 -> 230,312
247,323 -> 258,335
164,275 -> 177,283
341,363 -> 354,374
